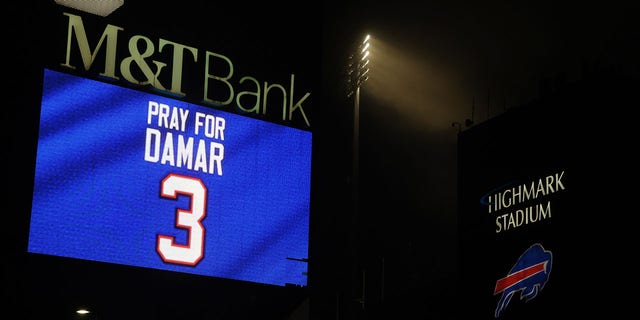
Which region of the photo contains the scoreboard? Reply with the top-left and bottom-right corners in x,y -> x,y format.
27,68 -> 311,287
18,0 -> 320,292
9,1 -> 323,318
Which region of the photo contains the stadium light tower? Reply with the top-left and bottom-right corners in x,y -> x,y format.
346,34 -> 371,194
345,33 -> 371,313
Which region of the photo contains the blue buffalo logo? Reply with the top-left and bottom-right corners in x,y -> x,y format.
494,243 -> 552,317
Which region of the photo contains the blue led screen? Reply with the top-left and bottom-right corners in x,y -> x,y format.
28,69 -> 311,287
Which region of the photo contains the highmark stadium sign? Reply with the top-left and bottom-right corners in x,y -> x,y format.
27,11 -> 312,287
482,171 -> 565,233
458,96 -> 575,319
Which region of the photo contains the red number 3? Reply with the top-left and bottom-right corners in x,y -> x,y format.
156,173 -> 207,266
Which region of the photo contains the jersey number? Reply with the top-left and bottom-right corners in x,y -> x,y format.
156,173 -> 207,266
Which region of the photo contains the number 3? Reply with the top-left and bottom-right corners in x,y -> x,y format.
156,173 -> 207,266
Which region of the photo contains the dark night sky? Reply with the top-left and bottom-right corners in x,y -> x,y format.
6,1 -> 640,319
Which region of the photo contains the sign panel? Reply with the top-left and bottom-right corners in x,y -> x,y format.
457,95 -> 577,319
28,68 -> 311,287
456,75 -> 639,318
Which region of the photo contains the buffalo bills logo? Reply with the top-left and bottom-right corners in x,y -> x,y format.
494,243 -> 552,317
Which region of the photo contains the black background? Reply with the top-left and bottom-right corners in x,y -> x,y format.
5,1 -> 640,319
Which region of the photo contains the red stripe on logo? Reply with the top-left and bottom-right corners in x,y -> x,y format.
494,261 -> 546,294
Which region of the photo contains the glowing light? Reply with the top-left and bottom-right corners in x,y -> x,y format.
54,0 -> 124,17
76,309 -> 91,315
361,42 -> 370,53
346,34 -> 374,97
364,36 -> 469,132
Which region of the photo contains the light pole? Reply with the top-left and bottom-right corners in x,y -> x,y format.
345,34 -> 371,315
346,33 -> 370,206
